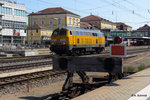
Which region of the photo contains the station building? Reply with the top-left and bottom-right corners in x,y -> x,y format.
27,7 -> 80,45
81,15 -> 117,35
116,22 -> 132,31
81,15 -> 116,30
0,0 -> 27,47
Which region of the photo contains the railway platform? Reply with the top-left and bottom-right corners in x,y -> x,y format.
73,67 -> 150,100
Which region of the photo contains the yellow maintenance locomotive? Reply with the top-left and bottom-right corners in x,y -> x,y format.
50,27 -> 105,55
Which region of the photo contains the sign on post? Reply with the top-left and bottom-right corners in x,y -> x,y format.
110,44 -> 126,57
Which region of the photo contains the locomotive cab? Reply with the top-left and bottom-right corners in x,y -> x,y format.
50,28 -> 71,54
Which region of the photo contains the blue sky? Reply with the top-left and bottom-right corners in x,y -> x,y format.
17,0 -> 150,29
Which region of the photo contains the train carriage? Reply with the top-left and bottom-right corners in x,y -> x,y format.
50,27 -> 105,55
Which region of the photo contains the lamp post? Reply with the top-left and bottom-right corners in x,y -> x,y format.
148,28 -> 150,48
30,15 -> 33,50
30,31 -> 33,50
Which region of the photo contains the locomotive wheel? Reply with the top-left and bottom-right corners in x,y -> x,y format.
96,49 -> 101,54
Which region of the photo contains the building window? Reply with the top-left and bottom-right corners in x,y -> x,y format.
33,20 -> 36,25
76,19 -> 78,26
58,18 -> 61,27
14,9 -> 25,16
69,17 -> 71,25
73,18 -> 75,26
2,7 -> 5,13
10,8 -> 12,15
36,29 -> 38,33
49,19 -> 53,27
0,6 -> 1,14
41,20 -> 44,26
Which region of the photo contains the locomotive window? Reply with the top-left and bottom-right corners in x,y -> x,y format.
60,29 -> 67,35
76,31 -> 79,35
88,32 -> 91,36
89,33 -> 92,36
80,31 -> 84,36
95,33 -> 98,36
92,33 -> 98,36
72,31 -> 76,35
83,32 -> 86,36
85,32 -> 88,36
52,29 -> 59,35
52,29 -> 67,35
92,33 -> 94,36
70,31 -> 72,35
98,34 -> 102,37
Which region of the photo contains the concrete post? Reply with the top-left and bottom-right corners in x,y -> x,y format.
11,36 -> 13,45
23,37 -> 25,45
128,39 -> 130,46
0,35 -> 2,46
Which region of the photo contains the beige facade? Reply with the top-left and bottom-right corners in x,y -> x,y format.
26,7 -> 80,45
28,14 -> 80,30
101,21 -> 116,30
81,15 -> 116,30
116,22 -> 132,31
26,27 -> 53,44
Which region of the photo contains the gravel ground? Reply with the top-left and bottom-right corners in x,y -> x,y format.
0,65 -> 51,74
0,73 -> 67,97
0,59 -> 51,67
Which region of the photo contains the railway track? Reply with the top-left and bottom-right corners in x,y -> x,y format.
0,70 -> 66,89
0,55 -> 52,63
0,61 -> 52,73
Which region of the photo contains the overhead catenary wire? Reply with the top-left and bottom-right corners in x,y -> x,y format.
22,0 -> 150,28
99,0 -> 148,20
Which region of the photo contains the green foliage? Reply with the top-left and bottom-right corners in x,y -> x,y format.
138,65 -> 146,71
124,67 -> 135,72
13,54 -> 21,57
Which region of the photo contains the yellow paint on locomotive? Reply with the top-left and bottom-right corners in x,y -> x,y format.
51,30 -> 105,46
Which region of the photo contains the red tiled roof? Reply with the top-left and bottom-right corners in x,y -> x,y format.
80,22 -> 91,28
29,7 -> 80,16
80,22 -> 98,30
81,15 -> 102,21
116,22 -> 131,28
27,24 -> 49,29
81,15 -> 115,24
136,24 -> 150,31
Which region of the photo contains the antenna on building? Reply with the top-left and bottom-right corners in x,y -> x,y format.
112,11 -> 114,15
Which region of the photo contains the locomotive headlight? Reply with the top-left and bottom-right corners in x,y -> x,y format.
51,42 -> 54,45
62,42 -> 66,45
